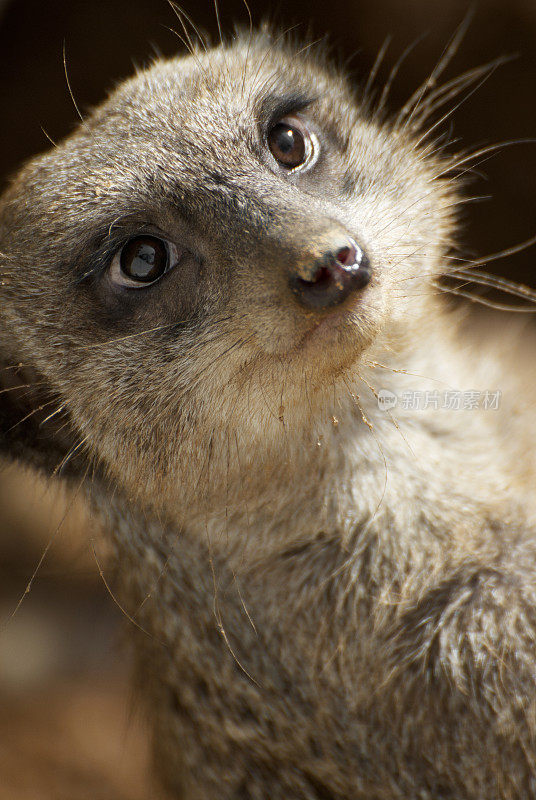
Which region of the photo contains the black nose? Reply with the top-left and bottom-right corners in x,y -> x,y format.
289,236 -> 371,310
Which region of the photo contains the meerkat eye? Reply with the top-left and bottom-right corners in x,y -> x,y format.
267,116 -> 317,171
109,235 -> 179,288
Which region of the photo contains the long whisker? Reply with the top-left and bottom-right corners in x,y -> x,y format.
90,538 -> 165,643
432,281 -> 536,312
397,7 -> 476,129
40,126 -> 57,148
74,314 -> 234,351
447,269 -> 536,305
412,63 -> 505,150
239,0 -> 254,99
204,517 -> 261,687
434,139 -> 536,181
374,141 -> 533,247
53,436 -> 89,476
167,0 -> 208,52
62,40 -> 84,124
412,57 -> 513,129
0,380 -> 48,397
39,404 -> 66,427
362,34 -> 392,108
364,360 -> 455,389
5,398 -> 59,434
376,34 -> 427,120
1,461 -> 90,630
444,235 -> 536,273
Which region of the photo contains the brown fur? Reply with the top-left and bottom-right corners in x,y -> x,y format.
1,29 -> 536,798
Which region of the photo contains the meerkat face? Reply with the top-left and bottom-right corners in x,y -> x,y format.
0,33 -> 456,509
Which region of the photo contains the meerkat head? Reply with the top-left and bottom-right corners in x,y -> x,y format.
0,31 -> 456,512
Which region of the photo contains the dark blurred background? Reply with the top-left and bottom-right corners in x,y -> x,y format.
0,1 -> 534,797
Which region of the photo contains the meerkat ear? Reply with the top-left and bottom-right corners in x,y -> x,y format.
0,358 -> 84,479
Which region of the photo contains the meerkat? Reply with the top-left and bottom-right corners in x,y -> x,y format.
1,23 -> 536,799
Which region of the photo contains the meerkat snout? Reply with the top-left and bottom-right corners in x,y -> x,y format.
289,233 -> 371,310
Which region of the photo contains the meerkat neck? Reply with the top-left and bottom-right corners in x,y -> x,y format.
96,321 -> 499,580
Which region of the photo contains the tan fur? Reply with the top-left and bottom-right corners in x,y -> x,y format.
1,30 -> 536,798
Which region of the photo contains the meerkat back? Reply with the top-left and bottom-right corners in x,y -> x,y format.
2,28 -> 536,800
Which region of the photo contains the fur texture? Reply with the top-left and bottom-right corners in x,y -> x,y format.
1,30 -> 536,798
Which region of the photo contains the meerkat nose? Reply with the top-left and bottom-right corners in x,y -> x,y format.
289,235 -> 371,310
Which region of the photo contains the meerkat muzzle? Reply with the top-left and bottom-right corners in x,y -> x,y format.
289,233 -> 371,310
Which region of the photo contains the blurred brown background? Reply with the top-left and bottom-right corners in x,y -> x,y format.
0,0 -> 535,797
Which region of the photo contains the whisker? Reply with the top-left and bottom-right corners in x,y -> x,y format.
1,461 -> 90,631
39,405 -> 67,427
90,538 -> 165,643
447,269 -> 536,304
167,0 -> 208,52
5,398 -> 59,435
0,381 -> 48,397
432,281 -> 536,312
40,126 -> 57,148
293,35 -> 328,60
364,360 -> 455,389
435,139 -> 536,181
398,7 -> 476,130
376,33 -> 427,120
239,0 -> 254,99
63,40 -> 85,124
412,57 -> 513,129
362,34 -> 392,109
204,516 -> 261,687
412,64 -> 506,150
52,436 -> 89,476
